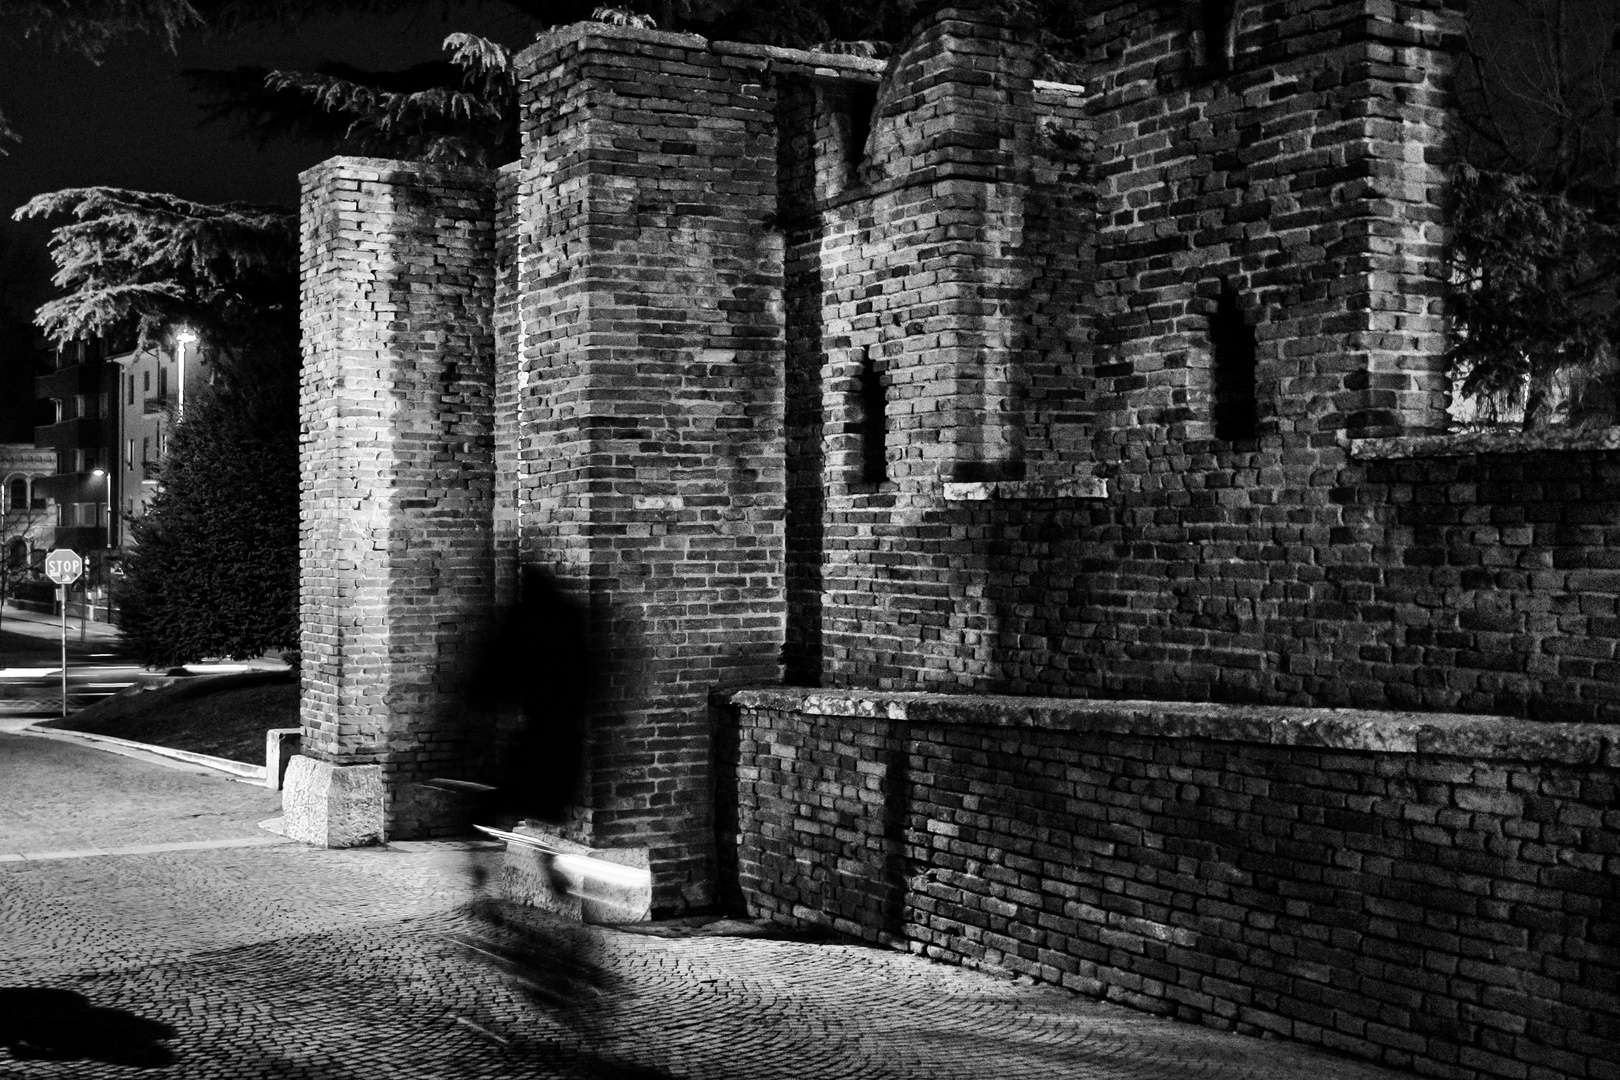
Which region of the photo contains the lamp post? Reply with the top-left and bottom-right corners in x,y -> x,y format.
89,468 -> 110,635
91,468 -> 110,550
174,328 -> 197,419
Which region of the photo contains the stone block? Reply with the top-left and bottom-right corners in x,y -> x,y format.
264,728 -> 302,791
281,757 -> 384,848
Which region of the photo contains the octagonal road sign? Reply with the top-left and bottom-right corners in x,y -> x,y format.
44,548 -> 83,586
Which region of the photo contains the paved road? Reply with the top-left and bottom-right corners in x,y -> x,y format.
0,732 -> 1413,1079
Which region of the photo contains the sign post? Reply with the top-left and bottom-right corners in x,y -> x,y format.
44,549 -> 84,717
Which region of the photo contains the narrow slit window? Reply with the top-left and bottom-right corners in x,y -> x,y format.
1200,0 -> 1239,72
859,345 -> 887,484
843,84 -> 878,187
1211,283 -> 1258,442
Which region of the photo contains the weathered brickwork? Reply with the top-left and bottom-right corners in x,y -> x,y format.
298,158 -> 497,839
786,1 -> 1477,703
293,19 -> 1620,1070
722,688 -> 1620,1080
778,10 -> 1099,692
509,25 -> 790,909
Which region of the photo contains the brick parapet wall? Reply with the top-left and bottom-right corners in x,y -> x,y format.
298,156 -> 497,838
796,3 -> 1620,721
721,687 -> 1620,1080
1085,0 -> 1462,445
776,9 -> 1100,692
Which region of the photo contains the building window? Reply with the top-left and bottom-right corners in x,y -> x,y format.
858,345 -> 887,485
6,478 -> 23,512
158,366 -> 167,397
1200,0 -> 1239,72
1211,282 -> 1259,442
841,83 -> 879,188
142,436 -> 150,465
126,439 -> 134,468
143,369 -> 151,393
128,374 -> 135,405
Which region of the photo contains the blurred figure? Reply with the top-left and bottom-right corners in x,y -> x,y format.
470,564 -> 594,826
449,568 -> 618,1040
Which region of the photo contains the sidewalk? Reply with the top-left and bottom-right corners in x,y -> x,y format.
0,602 -> 121,644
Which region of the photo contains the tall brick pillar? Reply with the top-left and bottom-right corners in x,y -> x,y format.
510,25 -> 786,911
292,158 -> 498,845
868,7 -> 1041,483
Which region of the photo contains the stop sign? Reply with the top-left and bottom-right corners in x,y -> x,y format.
44,549 -> 83,586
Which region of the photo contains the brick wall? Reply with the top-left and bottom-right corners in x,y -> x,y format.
722,687 -> 1620,1080
776,8 -> 1099,693
773,1 -> 1620,723
298,157 -> 498,837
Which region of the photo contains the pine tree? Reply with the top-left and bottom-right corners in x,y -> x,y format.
190,32 -> 522,167
1448,166 -> 1619,428
15,187 -> 300,665
114,361 -> 299,666
11,187 -> 296,362
1448,0 -> 1620,427
185,3 -> 1086,170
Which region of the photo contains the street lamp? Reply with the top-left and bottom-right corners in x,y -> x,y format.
88,468 -> 110,634
174,328 -> 198,419
90,468 -> 110,550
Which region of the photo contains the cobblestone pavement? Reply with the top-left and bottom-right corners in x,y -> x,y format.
1,735 -> 1414,1079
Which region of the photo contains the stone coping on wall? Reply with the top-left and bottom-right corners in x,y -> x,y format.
515,18 -> 888,79
1350,426 -> 1620,460
297,154 -> 496,189
941,477 -> 1110,501
725,686 -> 1620,765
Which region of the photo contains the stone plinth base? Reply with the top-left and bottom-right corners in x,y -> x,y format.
281,757 -> 384,847
500,826 -> 651,924
265,728 -> 302,791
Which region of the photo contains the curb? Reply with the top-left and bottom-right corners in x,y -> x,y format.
18,723 -> 267,782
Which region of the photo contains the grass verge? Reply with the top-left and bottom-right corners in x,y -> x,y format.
39,671 -> 298,764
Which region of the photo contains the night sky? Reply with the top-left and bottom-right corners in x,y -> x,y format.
0,2 -> 547,438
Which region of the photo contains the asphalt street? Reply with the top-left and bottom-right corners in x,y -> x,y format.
0,729 -> 1416,1079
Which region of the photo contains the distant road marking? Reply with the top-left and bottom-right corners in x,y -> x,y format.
0,834 -> 291,864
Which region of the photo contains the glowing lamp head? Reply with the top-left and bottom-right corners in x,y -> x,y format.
175,329 -> 198,345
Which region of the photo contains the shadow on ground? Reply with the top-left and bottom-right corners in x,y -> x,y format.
0,987 -> 176,1068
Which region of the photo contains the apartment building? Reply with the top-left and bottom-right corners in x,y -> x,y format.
34,332 -> 206,559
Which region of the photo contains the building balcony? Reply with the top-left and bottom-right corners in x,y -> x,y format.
52,526 -> 110,553
34,418 -> 106,452
142,394 -> 173,415
36,365 -> 102,400
33,472 -> 109,503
